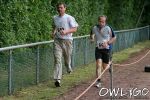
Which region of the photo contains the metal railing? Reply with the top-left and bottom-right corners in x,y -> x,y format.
0,25 -> 149,96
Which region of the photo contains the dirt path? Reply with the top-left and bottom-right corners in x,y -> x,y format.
55,49 -> 150,100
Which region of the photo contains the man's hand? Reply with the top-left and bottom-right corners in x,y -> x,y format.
51,33 -> 55,39
60,27 -> 77,35
51,33 -> 55,38
90,34 -> 95,43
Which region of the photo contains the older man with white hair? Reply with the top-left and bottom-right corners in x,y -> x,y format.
90,15 -> 116,88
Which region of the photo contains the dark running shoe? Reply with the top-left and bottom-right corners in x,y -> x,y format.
95,81 -> 102,88
67,69 -> 73,74
67,70 -> 72,74
55,80 -> 61,87
95,79 -> 102,88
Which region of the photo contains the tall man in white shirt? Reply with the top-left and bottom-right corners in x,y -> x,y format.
51,3 -> 78,87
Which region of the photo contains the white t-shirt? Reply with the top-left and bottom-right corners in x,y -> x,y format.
92,25 -> 111,49
53,14 -> 78,40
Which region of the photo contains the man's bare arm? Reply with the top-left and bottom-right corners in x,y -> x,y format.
108,36 -> 116,44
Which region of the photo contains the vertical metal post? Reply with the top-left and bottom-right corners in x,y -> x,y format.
8,50 -> 12,95
71,40 -> 75,68
148,25 -> 150,40
109,63 -> 114,100
84,37 -> 87,65
36,46 -> 40,84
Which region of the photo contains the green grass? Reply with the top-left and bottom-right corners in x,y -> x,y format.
1,40 -> 150,100
113,40 -> 150,63
2,63 -> 95,100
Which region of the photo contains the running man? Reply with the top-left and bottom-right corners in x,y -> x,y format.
90,15 -> 116,87
51,3 -> 78,87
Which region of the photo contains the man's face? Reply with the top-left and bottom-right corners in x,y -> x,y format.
99,17 -> 106,27
57,4 -> 66,15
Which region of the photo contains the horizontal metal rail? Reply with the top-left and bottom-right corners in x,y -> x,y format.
115,25 -> 149,33
0,41 -> 53,52
0,25 -> 149,52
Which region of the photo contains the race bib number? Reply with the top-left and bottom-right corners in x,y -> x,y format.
98,43 -> 104,49
97,40 -> 109,49
57,27 -> 64,32
55,27 -> 64,37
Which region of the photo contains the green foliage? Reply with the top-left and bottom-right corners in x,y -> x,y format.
139,0 -> 150,27
0,0 -> 149,47
0,0 -> 51,47
106,0 -> 145,30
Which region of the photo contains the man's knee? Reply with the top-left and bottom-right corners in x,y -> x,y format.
54,59 -> 61,65
96,59 -> 102,66
54,54 -> 62,64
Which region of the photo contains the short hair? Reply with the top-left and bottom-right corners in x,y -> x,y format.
98,15 -> 107,21
57,3 -> 67,8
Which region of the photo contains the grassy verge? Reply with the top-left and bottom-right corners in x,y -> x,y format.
1,40 -> 150,100
113,40 -> 150,63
